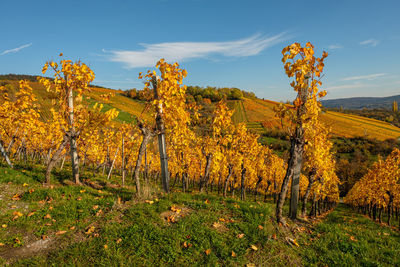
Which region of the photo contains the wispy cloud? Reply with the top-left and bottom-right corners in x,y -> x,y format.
341,73 -> 386,81
359,39 -> 379,47
325,83 -> 366,91
105,33 -> 289,68
327,44 -> 343,50
1,43 -> 32,55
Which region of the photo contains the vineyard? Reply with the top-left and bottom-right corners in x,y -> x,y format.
1,43 -> 400,266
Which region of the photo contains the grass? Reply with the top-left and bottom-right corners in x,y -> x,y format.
1,164 -> 400,266
299,204 -> 400,266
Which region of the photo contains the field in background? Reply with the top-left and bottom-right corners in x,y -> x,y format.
4,79 -> 400,141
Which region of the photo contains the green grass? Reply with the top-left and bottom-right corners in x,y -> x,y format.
299,204 -> 400,266
1,164 -> 400,266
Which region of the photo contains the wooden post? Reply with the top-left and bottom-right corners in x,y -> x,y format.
152,76 -> 170,193
0,135 -> 13,168
107,147 -> 119,180
121,136 -> 125,187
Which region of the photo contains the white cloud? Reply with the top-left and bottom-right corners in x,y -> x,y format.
327,44 -> 343,50
325,83 -> 366,91
1,43 -> 32,55
341,73 -> 386,81
359,39 -> 379,47
105,33 -> 289,68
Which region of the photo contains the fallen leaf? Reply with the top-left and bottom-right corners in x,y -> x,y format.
287,238 -> 299,247
271,234 -> 277,240
44,214 -> 52,219
167,216 -> 176,223
116,238 -> 122,244
231,251 -> 236,257
0,243 -> 4,246
22,183 -> 28,187
27,212 -> 35,217
170,205 -> 181,213
145,200 -> 154,204
349,236 -> 357,242
76,197 -> 82,201
11,194 -> 21,201
80,189 -> 86,193
70,226 -> 76,230
104,244 -> 108,249
28,189 -> 35,194
49,206 -> 53,210
246,263 -> 255,267
205,248 -> 211,255
92,205 -> 99,210
237,233 -> 245,239
2,224 -> 7,228
204,199 -> 210,204
212,222 -> 222,229
96,209 -> 103,217
182,241 -> 192,248
258,225 -> 264,230
56,230 -> 67,235
12,211 -> 23,220
250,244 -> 258,251
85,226 -> 96,235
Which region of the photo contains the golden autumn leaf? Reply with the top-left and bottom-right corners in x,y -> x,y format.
250,245 -> 258,251
231,251 -> 236,257
85,226 -> 96,235
204,248 -> 211,255
56,230 -> 67,235
237,233 -> 245,239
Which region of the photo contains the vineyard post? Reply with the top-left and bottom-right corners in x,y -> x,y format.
122,135 -> 125,187
0,135 -> 13,168
152,76 -> 170,193
67,87 -> 80,184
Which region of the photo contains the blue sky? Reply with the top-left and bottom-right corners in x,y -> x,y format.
1,0 -> 399,101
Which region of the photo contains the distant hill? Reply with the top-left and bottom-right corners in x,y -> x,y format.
321,95 -> 400,110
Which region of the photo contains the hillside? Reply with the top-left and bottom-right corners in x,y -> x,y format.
233,98 -> 400,141
321,95 -> 400,110
1,165 -> 400,266
2,77 -> 400,141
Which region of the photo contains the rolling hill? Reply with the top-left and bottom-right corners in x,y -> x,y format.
2,76 -> 400,141
321,95 -> 400,110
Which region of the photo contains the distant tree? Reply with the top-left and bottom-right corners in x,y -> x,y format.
229,88 -> 243,100
392,100 -> 398,113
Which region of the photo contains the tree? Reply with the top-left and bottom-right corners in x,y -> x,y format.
39,54 -> 95,184
275,42 -> 328,223
392,100 -> 398,113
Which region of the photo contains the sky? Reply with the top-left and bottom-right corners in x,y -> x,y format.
1,0 -> 399,101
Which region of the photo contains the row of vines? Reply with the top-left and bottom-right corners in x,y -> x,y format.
0,44 -> 340,222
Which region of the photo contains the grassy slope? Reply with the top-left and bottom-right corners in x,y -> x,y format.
1,166 -> 400,266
